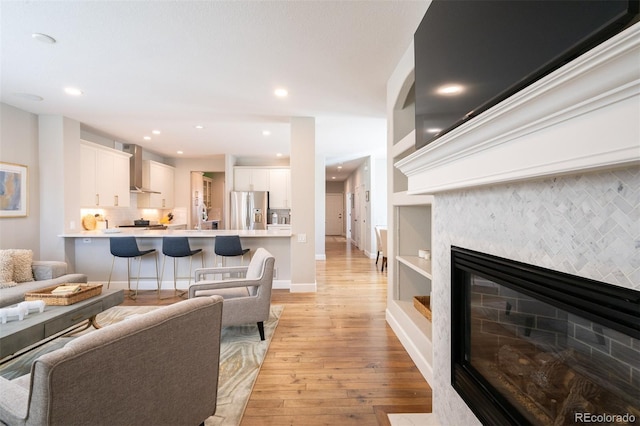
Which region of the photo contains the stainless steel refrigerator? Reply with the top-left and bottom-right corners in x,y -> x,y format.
230,191 -> 269,230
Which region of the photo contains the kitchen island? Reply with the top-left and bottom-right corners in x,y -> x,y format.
61,228 -> 292,290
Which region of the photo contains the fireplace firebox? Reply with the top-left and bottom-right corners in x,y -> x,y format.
451,247 -> 640,425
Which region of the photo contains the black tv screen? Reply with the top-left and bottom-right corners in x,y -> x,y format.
414,0 -> 639,149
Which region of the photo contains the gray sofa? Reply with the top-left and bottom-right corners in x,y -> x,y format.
0,261 -> 87,308
0,295 -> 224,426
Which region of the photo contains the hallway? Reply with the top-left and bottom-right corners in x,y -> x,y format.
243,237 -> 432,425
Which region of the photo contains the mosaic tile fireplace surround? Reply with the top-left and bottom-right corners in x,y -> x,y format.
432,166 -> 639,425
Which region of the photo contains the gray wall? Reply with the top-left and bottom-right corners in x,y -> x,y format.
0,103 -> 41,255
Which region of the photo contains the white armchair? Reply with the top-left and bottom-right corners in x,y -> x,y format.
189,248 -> 275,340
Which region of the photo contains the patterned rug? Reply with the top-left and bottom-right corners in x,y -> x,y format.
0,303 -> 283,426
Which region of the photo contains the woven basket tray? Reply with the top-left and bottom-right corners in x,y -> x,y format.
413,296 -> 432,321
24,284 -> 103,306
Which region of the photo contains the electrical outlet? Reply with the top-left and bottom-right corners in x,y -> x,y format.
297,233 -> 306,243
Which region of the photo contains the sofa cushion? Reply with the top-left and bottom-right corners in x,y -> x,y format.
0,250 -> 14,286
0,281 -> 18,289
10,249 -> 34,283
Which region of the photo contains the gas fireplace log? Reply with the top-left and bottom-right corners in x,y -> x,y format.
554,377 -> 599,426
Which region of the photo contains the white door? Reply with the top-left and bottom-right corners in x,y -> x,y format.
346,193 -> 353,240
353,187 -> 361,248
325,193 -> 344,235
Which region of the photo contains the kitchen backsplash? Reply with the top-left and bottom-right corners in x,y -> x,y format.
80,193 -> 181,228
269,209 -> 291,224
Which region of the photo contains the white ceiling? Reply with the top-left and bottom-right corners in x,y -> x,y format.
1,1 -> 428,180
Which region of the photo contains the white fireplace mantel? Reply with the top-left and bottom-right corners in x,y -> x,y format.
396,22 -> 640,195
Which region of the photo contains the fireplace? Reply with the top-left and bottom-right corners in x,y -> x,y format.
451,247 -> 640,426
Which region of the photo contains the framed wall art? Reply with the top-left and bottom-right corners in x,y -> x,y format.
0,162 -> 28,217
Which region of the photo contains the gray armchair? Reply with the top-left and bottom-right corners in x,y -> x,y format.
189,247 -> 275,340
0,296 -> 223,426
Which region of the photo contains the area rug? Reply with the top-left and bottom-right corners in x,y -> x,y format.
0,303 -> 283,426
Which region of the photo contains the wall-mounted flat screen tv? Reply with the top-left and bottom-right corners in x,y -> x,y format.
414,0 -> 638,149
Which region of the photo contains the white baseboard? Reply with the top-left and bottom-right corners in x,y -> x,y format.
272,279 -> 290,290
290,281 -> 317,292
386,305 -> 434,385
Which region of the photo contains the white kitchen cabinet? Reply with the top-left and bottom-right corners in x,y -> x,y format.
80,144 -> 98,207
233,167 -> 269,192
138,160 -> 175,209
268,168 -> 291,208
80,141 -> 131,208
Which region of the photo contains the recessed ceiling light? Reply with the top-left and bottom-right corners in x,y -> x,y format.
427,128 -> 442,134
64,87 -> 83,96
276,153 -> 283,157
274,88 -> 288,97
337,165 -> 342,170
143,136 -> 151,141
32,33 -> 56,44
436,84 -> 464,96
331,176 -> 336,180
262,130 -> 271,136
194,125 -> 204,129
152,130 -> 161,135
12,92 -> 43,101
177,150 -> 184,155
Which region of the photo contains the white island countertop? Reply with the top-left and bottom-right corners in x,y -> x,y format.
60,228 -> 292,238
60,227 -> 292,290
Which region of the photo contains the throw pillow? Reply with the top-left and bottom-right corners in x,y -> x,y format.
0,250 -> 14,284
11,249 -> 34,283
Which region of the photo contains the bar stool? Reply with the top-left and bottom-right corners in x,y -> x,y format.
214,235 -> 249,269
161,237 -> 204,297
107,237 -> 159,299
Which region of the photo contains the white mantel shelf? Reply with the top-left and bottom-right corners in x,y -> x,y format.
396,22 -> 640,195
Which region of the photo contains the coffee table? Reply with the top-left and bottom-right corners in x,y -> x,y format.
0,289 -> 124,360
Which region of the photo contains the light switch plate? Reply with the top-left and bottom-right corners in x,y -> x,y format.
297,233 -> 306,243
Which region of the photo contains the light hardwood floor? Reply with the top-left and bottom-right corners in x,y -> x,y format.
123,236 -> 432,425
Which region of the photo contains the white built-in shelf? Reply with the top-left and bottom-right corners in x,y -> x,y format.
391,129 -> 416,158
396,255 -> 432,279
392,191 -> 434,206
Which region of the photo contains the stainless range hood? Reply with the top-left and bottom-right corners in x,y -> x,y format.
123,144 -> 160,193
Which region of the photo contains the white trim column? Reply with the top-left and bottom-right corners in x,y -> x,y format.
290,117 -> 317,292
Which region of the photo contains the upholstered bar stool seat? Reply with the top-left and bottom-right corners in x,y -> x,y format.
214,235 -> 249,266
107,236 -> 159,299
161,237 -> 204,297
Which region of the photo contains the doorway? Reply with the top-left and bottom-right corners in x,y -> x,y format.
190,171 -> 225,229
325,193 -> 344,236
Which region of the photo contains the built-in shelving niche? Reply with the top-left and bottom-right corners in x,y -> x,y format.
386,53 -> 434,384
